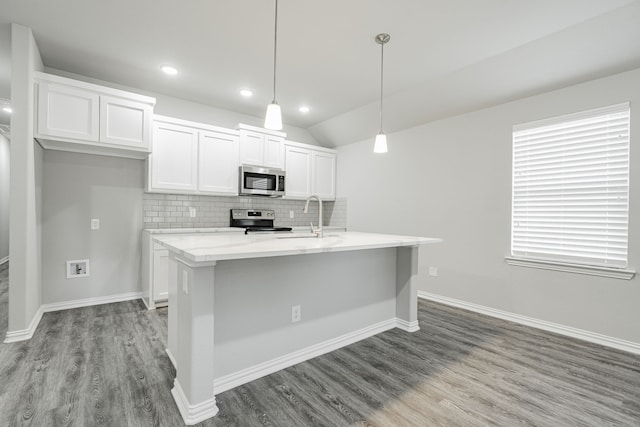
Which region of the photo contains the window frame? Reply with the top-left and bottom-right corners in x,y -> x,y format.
507,103 -> 635,280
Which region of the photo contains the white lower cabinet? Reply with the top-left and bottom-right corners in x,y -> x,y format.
142,232 -> 169,309
152,245 -> 169,302
147,116 -> 239,195
284,141 -> 337,200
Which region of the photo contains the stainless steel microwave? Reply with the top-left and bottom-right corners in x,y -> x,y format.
239,165 -> 286,197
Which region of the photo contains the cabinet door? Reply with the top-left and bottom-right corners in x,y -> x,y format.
149,122 -> 198,191
37,81 -> 99,141
152,248 -> 169,302
263,135 -> 284,169
284,145 -> 312,198
100,95 -> 152,149
312,151 -> 337,200
199,131 -> 240,194
239,131 -> 264,166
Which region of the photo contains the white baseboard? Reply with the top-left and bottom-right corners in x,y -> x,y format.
166,348 -> 177,368
172,379 -> 219,425
0,256 -> 8,266
3,305 -> 44,343
395,318 -> 420,332
41,291 -> 144,313
418,291 -> 640,355
4,292 -> 144,343
213,318 -> 403,394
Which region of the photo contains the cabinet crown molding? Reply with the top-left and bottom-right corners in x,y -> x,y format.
237,123 -> 286,138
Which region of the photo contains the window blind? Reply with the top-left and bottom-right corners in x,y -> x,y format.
511,103 -> 630,268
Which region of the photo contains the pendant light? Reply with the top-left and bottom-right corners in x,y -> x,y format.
373,33 -> 390,153
264,0 -> 283,130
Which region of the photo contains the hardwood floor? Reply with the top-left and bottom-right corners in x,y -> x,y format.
0,264 -> 639,426
0,262 -> 7,339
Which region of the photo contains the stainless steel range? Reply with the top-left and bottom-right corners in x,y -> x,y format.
230,209 -> 293,234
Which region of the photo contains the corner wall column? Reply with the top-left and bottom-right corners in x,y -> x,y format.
171,256 -> 218,425
396,245 -> 420,332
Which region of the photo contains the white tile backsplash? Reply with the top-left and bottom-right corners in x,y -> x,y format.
142,194 -> 347,229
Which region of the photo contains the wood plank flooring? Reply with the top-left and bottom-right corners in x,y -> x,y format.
0,264 -> 639,426
0,262 -> 7,338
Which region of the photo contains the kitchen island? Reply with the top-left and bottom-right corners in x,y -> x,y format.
154,231 -> 441,425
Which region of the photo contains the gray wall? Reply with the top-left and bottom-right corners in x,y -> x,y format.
0,134 -> 9,262
41,151 -> 144,304
337,67 -> 640,345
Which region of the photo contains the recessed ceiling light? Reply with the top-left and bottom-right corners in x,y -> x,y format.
240,89 -> 253,97
298,106 -> 310,113
2,107 -> 11,114
160,65 -> 178,76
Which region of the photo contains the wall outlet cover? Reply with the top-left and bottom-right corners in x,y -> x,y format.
91,219 -> 100,230
291,305 -> 301,323
189,207 -> 197,218
428,266 -> 438,277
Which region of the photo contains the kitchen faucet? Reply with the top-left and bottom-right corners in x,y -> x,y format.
303,195 -> 323,238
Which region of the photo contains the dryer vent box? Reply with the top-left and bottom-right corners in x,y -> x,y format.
67,259 -> 90,279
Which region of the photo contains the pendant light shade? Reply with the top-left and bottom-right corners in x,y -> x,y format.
374,33 -> 390,153
264,0 -> 283,130
265,102 -> 282,130
373,133 -> 388,153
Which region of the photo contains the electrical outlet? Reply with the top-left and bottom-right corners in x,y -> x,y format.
189,207 -> 197,218
67,259 -> 90,279
428,266 -> 438,277
90,219 -> 100,230
291,305 -> 301,323
289,210 -> 295,219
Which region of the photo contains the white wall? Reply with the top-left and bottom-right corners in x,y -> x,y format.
337,67 -> 640,344
41,151 -> 144,304
8,24 -> 44,334
0,134 -> 9,262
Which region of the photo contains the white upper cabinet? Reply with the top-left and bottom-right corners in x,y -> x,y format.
284,145 -> 312,198
312,150 -> 337,200
100,95 -> 152,148
239,130 -> 264,166
35,72 -> 155,159
263,135 -> 285,169
37,81 -> 100,142
147,116 -> 240,196
149,121 -> 199,192
284,141 -> 337,200
238,124 -> 285,169
198,130 -> 240,194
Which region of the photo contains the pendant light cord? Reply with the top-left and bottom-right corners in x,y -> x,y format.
272,0 -> 278,103
379,40 -> 384,133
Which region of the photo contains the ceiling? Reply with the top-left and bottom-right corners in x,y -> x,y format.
1,0 -> 640,145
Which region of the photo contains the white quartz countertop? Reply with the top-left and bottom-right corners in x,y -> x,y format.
153,231 -> 442,263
